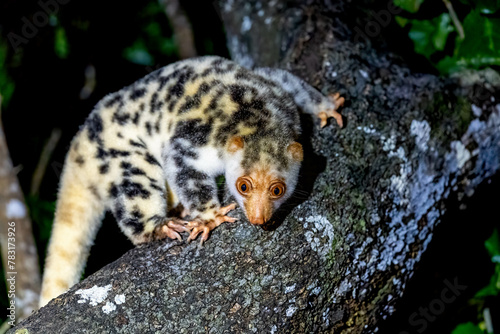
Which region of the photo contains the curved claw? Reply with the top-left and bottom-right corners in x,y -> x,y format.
186,203 -> 239,244
161,224 -> 182,241
187,225 -> 211,244
187,226 -> 205,243
167,220 -> 190,233
155,219 -> 189,241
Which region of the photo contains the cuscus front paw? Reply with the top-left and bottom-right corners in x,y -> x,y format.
318,92 -> 345,128
154,218 -> 190,242
186,203 -> 238,244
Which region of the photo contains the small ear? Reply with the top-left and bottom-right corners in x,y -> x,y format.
227,136 -> 244,153
287,142 -> 303,162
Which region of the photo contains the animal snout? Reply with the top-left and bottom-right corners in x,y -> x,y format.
249,216 -> 266,225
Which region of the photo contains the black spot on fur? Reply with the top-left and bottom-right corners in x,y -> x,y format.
86,113 -> 103,142
168,100 -> 177,113
97,147 -> 108,159
109,183 -> 119,198
120,179 -> 151,199
132,112 -> 140,125
159,76 -> 170,90
120,161 -> 146,176
235,70 -> 251,81
129,139 -> 147,149
99,164 -> 109,174
206,89 -> 224,112
112,111 -> 130,125
198,82 -> 210,94
123,218 -> 144,234
114,202 -> 124,220
172,119 -> 212,146
150,92 -> 163,113
104,94 -> 123,108
184,184 -> 214,207
109,149 -> 130,158
175,166 -> 207,187
150,183 -> 163,192
145,153 -> 161,166
211,58 -> 224,66
75,156 -> 85,166
229,84 -> 245,105
145,122 -> 152,136
130,88 -> 146,100
214,121 -> 237,145
201,68 -> 213,77
120,161 -> 132,169
173,155 -> 184,168
169,68 -> 193,99
178,95 -> 201,114
171,141 -> 198,159
131,210 -> 144,219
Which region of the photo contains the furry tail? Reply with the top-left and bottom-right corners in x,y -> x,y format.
39,158 -> 105,307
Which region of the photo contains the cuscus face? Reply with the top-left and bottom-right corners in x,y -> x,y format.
225,136 -> 303,226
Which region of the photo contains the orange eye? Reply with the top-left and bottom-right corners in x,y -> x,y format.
236,178 -> 251,195
270,183 -> 286,198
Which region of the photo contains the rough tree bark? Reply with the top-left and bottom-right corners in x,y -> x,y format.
0,96 -> 41,322
10,0 -> 500,333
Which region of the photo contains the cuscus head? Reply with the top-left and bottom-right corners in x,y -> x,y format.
224,135 -> 303,226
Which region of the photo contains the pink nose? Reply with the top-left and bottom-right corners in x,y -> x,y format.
250,216 -> 265,225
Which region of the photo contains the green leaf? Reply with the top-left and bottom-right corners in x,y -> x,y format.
408,13 -> 454,58
474,269 -> 499,297
0,39 -> 15,107
437,11 -> 500,73
457,11 -> 500,59
485,229 -> 500,258
474,230 -> 500,297
395,16 -> 409,27
433,14 -> 454,50
393,0 -> 425,13
451,322 -> 484,334
54,26 -> 69,59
